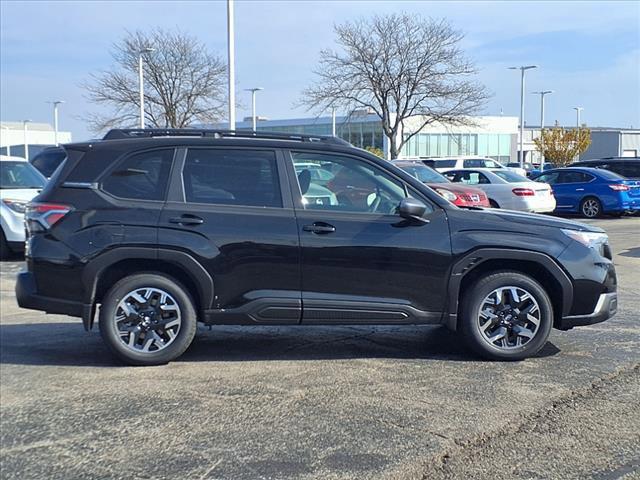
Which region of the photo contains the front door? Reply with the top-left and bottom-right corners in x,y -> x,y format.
287,151 -> 452,324
158,147 -> 301,324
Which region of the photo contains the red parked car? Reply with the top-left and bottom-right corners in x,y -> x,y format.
393,161 -> 491,208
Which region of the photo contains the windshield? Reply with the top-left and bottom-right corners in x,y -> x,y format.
399,164 -> 449,183
492,170 -> 530,183
0,161 -> 46,189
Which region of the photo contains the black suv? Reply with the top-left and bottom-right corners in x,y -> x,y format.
572,158 -> 640,180
16,129 -> 618,365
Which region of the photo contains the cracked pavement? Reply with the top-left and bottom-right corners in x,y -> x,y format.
0,216 -> 639,479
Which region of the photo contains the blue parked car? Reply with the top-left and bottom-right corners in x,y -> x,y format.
531,167 -> 640,218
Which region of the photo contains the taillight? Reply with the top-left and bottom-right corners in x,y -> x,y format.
608,184 -> 629,191
512,188 -> 535,196
26,202 -> 72,231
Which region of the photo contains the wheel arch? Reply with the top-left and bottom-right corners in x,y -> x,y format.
82,247 -> 214,330
446,249 -> 573,331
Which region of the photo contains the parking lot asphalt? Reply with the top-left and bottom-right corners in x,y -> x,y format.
0,216 -> 638,480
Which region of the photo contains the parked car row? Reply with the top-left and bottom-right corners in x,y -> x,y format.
397,156 -> 640,218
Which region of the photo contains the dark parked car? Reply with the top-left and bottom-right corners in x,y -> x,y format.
571,158 -> 640,180
29,146 -> 66,178
17,129 -> 618,365
531,167 -> 640,218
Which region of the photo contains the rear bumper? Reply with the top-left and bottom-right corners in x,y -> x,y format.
16,271 -> 84,318
558,292 -> 618,330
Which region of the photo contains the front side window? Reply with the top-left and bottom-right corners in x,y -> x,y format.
183,149 -> 281,208
534,172 -> 560,185
102,149 -> 174,201
291,152 -> 408,214
446,171 -> 490,185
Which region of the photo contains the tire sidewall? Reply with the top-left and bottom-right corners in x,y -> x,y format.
461,272 -> 553,361
99,273 -> 197,366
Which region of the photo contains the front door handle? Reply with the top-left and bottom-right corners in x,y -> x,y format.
303,222 -> 336,234
169,215 -> 204,226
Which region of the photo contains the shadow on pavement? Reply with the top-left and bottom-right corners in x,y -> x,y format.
0,321 -> 561,367
619,247 -> 640,258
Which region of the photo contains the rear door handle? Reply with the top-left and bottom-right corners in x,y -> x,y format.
575,188 -> 585,191
169,215 -> 204,226
303,222 -> 336,234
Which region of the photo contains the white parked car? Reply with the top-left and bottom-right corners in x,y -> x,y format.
443,168 -> 556,213
1,155 -> 47,258
431,156 -> 528,178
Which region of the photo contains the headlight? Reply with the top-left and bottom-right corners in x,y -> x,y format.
561,229 -> 608,249
2,199 -> 28,214
435,188 -> 458,202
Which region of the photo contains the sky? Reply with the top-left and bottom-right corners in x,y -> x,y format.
1,0 -> 639,142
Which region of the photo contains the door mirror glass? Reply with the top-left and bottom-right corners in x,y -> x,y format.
398,197 -> 427,220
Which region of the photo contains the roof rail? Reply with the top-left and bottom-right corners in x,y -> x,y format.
102,128 -> 351,146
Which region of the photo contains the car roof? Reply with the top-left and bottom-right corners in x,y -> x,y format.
0,155 -> 27,162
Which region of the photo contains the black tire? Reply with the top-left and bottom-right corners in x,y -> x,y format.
489,199 -> 500,208
99,273 -> 197,366
0,229 -> 12,260
459,271 -> 553,361
579,196 -> 602,218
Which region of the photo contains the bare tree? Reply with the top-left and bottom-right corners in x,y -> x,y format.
84,28 -> 227,132
302,14 -> 489,159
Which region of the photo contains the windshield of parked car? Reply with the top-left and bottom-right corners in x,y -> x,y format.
492,170 -> 530,183
0,161 -> 46,189
398,164 -> 450,183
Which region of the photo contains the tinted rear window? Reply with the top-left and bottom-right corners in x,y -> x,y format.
434,160 -> 457,168
492,170 -> 529,183
101,149 -> 174,201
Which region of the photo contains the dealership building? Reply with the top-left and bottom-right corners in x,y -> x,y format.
208,113 -> 520,162
0,121 -> 72,160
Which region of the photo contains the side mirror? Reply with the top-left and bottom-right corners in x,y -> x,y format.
397,197 -> 428,222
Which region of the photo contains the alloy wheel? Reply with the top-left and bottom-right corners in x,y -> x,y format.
477,286 -> 541,350
114,287 -> 182,353
582,199 -> 600,218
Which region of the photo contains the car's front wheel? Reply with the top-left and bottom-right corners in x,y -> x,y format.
99,273 -> 197,366
460,271 -> 553,361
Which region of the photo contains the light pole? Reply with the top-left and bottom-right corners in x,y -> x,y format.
573,107 -> 584,128
331,108 -> 336,137
47,100 -> 65,146
227,0 -> 236,130
244,87 -> 263,131
138,47 -> 154,129
22,120 -> 31,160
532,90 -> 553,167
1,126 -> 10,156
574,107 -> 584,161
509,65 -> 538,166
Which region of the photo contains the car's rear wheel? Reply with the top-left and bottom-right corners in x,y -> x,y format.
99,273 -> 197,366
580,197 -> 602,218
460,271 -> 553,361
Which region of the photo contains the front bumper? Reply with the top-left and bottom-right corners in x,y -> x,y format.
558,292 -> 618,330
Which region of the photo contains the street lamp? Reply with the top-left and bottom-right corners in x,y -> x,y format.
47,100 -> 65,146
573,106 -> 584,128
509,65 -> 538,166
138,47 -> 154,129
244,87 -> 264,132
227,0 -> 236,130
22,120 -> 32,160
1,126 -> 10,156
532,90 -> 553,167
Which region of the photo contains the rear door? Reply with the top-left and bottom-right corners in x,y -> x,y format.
287,150 -> 452,324
158,147 -> 301,323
